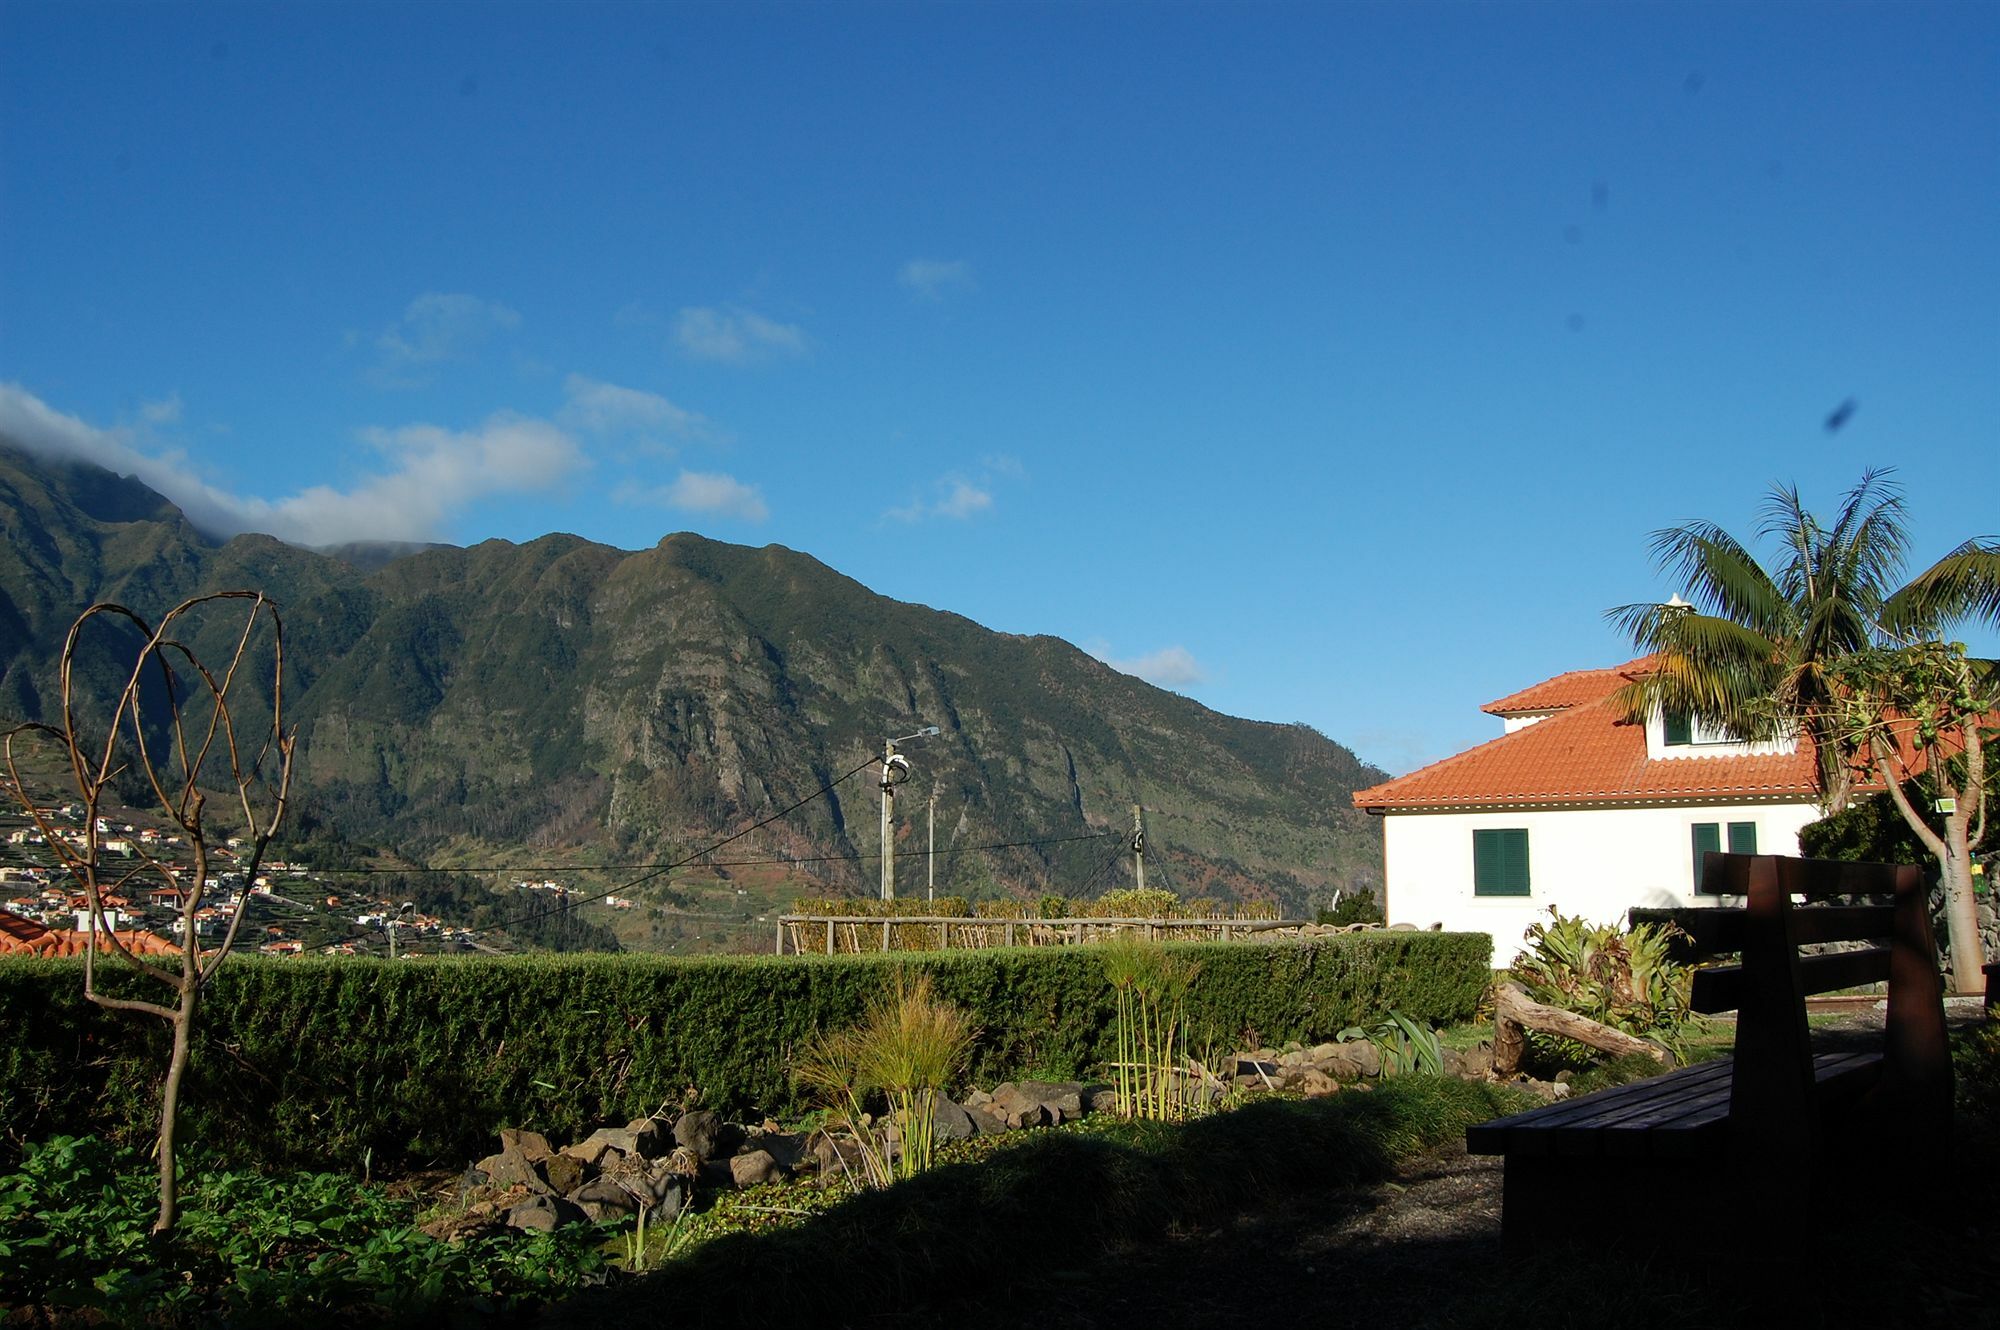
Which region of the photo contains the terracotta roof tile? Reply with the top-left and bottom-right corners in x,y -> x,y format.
1357,660 -> 1825,811
1481,657 -> 1653,715
0,912 -> 49,944
0,927 -> 180,958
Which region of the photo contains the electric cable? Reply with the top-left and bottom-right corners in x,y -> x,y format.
309,829 -> 1120,876
458,754 -> 879,938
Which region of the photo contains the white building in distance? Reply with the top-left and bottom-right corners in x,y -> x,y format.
1352,657 -> 1829,965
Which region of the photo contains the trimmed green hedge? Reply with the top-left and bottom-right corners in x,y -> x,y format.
0,931 -> 1488,1173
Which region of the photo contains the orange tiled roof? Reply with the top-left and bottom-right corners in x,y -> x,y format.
0,927 -> 181,958
1481,657 -> 1653,715
1355,662 -> 1823,811
0,912 -> 49,944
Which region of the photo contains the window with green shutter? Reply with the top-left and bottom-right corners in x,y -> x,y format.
1693,821 -> 1759,886
1473,828 -> 1531,896
1691,822 -> 1721,886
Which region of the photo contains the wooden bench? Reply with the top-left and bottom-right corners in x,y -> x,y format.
1466,852 -> 1953,1255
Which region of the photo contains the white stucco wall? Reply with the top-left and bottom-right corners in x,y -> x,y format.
1380,800 -> 1822,964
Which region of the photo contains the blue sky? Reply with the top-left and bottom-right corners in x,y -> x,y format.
2,1 -> 1995,775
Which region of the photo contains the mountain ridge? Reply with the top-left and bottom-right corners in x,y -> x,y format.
0,441 -> 1386,922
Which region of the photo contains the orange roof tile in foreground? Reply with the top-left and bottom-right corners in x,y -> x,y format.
1356,663 -> 1821,812
0,927 -> 181,958
0,912 -> 49,945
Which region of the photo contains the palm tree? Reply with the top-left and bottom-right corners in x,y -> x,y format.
1606,470 -> 1914,811
1608,470 -> 2000,990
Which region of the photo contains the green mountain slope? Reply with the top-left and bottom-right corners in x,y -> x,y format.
0,443 -> 1385,919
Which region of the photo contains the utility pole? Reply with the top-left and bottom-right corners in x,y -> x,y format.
927,787 -> 936,902
880,740 -> 900,901
879,726 -> 939,901
1132,804 -> 1146,893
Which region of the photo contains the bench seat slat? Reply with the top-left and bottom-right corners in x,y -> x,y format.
1469,1052 -> 1882,1160
1698,854 -> 1907,903
1692,947 -> 1890,1012
1673,904 -> 1898,954
1466,1059 -> 1731,1153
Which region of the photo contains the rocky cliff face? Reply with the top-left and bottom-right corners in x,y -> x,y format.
0,442 -> 1385,920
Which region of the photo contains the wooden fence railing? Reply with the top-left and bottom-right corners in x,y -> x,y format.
774,913 -> 1312,955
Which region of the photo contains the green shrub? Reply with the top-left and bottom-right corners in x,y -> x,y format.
1343,1009 -> 1444,1077
1508,908 -> 1695,1060
1953,1020 -> 2000,1118
1316,892 -> 1384,927
0,930 -> 1490,1174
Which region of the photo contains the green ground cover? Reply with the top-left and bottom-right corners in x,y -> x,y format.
0,1078 -> 1526,1326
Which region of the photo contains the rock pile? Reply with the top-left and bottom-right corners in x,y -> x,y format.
427,1036 -> 1558,1243
425,1111 -> 806,1241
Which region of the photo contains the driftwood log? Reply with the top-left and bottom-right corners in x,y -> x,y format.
1490,980 -> 1669,1076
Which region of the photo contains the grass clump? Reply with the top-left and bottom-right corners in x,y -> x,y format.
794,972 -> 976,1186
1102,935 -> 1202,1120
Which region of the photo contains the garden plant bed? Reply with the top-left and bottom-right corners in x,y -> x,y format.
7,1007 -> 1991,1326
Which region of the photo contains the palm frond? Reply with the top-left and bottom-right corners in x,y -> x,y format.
1607,611 -> 1784,728
1885,541 -> 2000,637
1644,523 -> 1788,632
1821,469 -> 1907,577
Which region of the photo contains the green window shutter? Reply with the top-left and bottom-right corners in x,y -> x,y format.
1474,830 -> 1498,891
1727,822 -> 1758,854
1691,822 -> 1721,886
1664,710 -> 1692,746
1474,828 -> 1531,896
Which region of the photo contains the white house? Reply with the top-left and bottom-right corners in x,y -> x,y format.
1352,657 -> 1829,964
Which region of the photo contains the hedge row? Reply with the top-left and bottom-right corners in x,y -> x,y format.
0,931 -> 1490,1173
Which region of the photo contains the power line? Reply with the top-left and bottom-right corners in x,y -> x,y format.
459,755 -> 879,939
310,829 -> 1119,877
1072,835 -> 1131,895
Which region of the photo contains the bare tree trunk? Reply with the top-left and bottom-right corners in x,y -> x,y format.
1874,734 -> 1988,994
155,980 -> 197,1233
1939,837 -> 1985,996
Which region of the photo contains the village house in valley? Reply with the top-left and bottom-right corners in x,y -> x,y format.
1352,658 -> 1826,964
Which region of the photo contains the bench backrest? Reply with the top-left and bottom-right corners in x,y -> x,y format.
1685,852 -> 1950,1164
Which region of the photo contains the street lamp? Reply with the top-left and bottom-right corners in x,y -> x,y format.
880,726 -> 940,901
387,901 -> 416,960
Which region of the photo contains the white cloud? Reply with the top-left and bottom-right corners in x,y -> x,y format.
139,393 -> 183,425
373,292 -> 522,378
674,306 -> 808,364
887,479 -> 994,523
0,383 -> 586,547
1091,644 -> 1209,689
619,470 -> 769,522
935,480 -> 992,519
884,457 -> 1021,523
898,258 -> 975,302
560,373 -> 708,438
